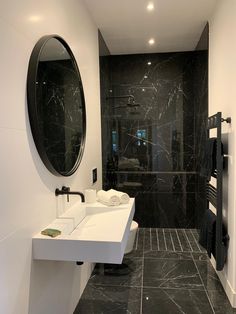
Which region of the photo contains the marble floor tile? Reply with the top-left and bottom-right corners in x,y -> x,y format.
75,228 -> 235,314
144,251 -> 192,260
89,257 -> 143,287
191,252 -> 208,261
74,284 -> 141,314
165,229 -> 175,251
170,229 -> 182,251
176,229 -> 192,251
150,228 -> 159,250
125,249 -> 143,258
195,260 -> 224,292
157,228 -> 167,251
142,288 -> 214,314
208,290 -> 236,314
136,228 -> 145,251
184,229 -> 201,252
144,228 -> 152,251
191,230 -> 206,252
143,258 -> 204,289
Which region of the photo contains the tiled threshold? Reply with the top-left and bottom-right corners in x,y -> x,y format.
74,229 -> 236,314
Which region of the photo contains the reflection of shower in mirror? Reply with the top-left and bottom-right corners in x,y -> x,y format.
106,94 -> 140,109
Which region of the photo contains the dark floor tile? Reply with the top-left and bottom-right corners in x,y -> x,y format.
77,229 -> 232,314
74,284 -> 141,314
143,258 -> 204,289
185,229 -> 201,252
125,249 -> 143,258
142,288 -> 214,314
90,258 -> 143,287
192,252 -> 208,261
208,290 -> 236,314
191,230 -> 206,252
136,228 -> 145,251
144,251 -> 192,260
151,228 -> 158,250
157,228 -> 167,251
177,229 -> 191,252
195,260 -> 224,291
170,229 -> 182,251
144,228 -> 151,251
165,229 -> 175,251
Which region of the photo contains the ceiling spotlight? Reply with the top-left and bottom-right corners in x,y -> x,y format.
144,75 -> 148,79
148,38 -> 155,45
28,15 -> 43,22
147,2 -> 154,11
147,61 -> 152,65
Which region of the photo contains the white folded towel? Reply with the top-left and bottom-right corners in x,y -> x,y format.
109,189 -> 130,204
97,190 -> 120,206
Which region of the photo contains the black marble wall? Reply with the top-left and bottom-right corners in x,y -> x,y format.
99,28 -> 208,228
37,59 -> 84,174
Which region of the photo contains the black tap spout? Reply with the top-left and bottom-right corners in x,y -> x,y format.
55,186 -> 85,202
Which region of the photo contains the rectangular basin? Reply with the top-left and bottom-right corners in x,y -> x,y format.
32,198 -> 135,264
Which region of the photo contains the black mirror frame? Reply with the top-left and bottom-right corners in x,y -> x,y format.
27,35 -> 86,176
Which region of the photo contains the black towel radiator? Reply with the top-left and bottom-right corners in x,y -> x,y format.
206,112 -> 231,271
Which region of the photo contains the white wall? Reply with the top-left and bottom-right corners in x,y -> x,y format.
209,0 -> 236,306
0,1 -> 102,313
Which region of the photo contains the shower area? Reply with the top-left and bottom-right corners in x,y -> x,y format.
75,26 -> 233,314
99,26 -> 208,231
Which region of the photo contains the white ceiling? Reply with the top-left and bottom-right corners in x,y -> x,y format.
83,0 -> 217,54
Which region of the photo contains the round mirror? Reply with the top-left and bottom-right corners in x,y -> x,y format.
27,35 -> 86,176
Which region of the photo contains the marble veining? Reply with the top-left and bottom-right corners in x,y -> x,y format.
37,59 -> 84,174
75,228 -> 234,314
142,288 -> 214,314
100,50 -> 208,227
143,258 -> 204,289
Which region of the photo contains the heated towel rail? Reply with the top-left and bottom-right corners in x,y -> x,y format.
206,112 -> 230,271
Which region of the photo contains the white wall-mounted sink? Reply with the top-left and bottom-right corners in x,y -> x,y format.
32,198 -> 135,264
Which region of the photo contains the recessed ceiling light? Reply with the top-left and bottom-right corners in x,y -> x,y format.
147,61 -> 152,65
148,38 -> 155,45
28,15 -> 42,22
147,2 -> 154,11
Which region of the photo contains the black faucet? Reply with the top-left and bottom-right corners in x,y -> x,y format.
55,186 -> 85,202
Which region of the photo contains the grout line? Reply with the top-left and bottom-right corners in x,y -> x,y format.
169,230 -> 175,252
142,256 -> 192,261
150,228 -> 152,251
184,229 -> 194,252
141,285 -> 208,291
92,283 -> 143,288
175,229 -> 183,252
190,229 -> 202,252
191,252 -> 216,314
156,228 -> 160,251
163,229 -> 167,251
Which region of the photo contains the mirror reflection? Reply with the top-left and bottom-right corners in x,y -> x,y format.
27,36 -> 86,176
